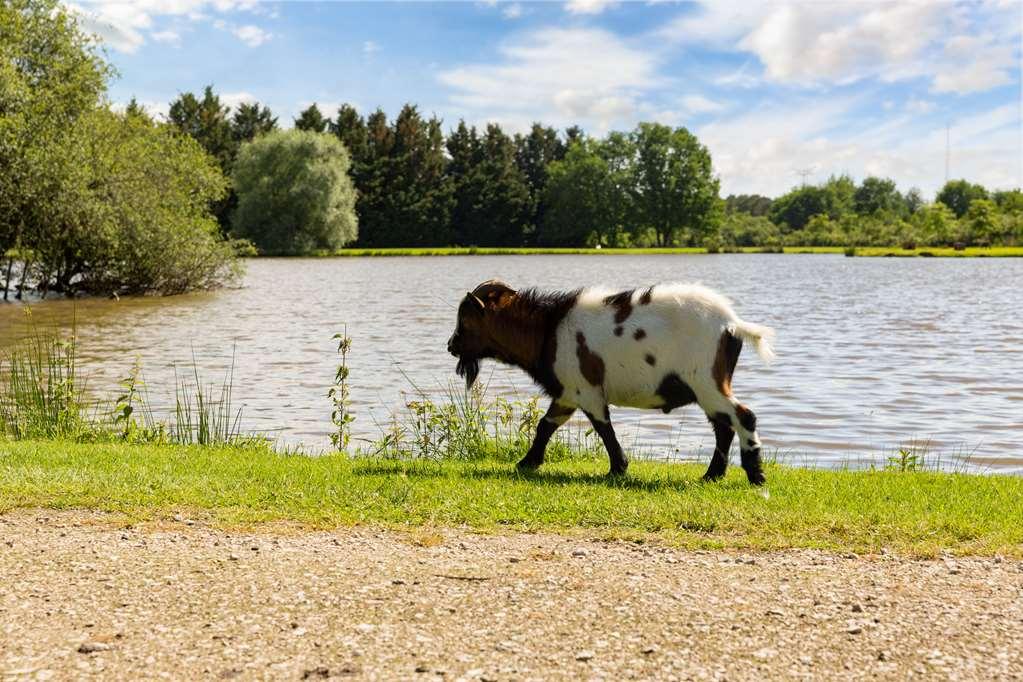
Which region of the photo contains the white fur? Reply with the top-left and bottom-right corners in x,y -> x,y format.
551,283 -> 774,444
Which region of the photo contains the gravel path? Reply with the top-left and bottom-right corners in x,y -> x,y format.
1,509 -> 1021,681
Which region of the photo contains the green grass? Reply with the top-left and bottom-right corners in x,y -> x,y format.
258,245 -> 1021,258
2,440 -> 1021,557
851,246 -> 1023,258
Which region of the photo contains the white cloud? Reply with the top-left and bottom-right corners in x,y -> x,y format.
438,27 -> 661,133
363,40 -> 380,54
151,29 -> 181,46
111,98 -> 170,120
502,3 -> 525,19
565,0 -> 618,15
680,94 -> 723,114
661,1 -> 1021,95
65,0 -> 265,53
698,97 -> 1021,197
232,24 -> 270,47
221,91 -> 258,112
905,98 -> 935,115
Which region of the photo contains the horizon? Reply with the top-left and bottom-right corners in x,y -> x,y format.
72,0 -> 1022,198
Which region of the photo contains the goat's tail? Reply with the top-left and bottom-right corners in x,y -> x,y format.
731,318 -> 776,363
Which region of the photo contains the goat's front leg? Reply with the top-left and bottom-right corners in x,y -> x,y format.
517,401 -> 575,471
585,407 -> 628,476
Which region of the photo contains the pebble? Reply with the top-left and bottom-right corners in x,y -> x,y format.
641,645 -> 658,655
571,548 -> 588,557
575,650 -> 595,661
851,603 -> 863,613
846,624 -> 863,635
77,641 -> 111,654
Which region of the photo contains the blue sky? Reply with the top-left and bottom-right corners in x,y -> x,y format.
73,0 -> 1022,197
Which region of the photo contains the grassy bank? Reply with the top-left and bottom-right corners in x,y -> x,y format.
2,440 -> 1021,557
295,245 -> 1021,257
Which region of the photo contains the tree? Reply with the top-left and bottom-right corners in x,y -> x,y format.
329,104 -> 369,166
629,123 -> 721,246
962,199 -> 1001,245
911,203 -> 957,246
168,86 -> 236,169
446,122 -> 532,246
354,104 -> 452,246
542,141 -> 620,246
854,177 -> 904,216
725,194 -> 773,217
904,187 -> 925,214
936,180 -> 988,218
232,130 -> 358,254
993,189 -> 1023,214
0,0 -> 109,295
294,103 -> 328,133
43,108 -> 238,295
232,102 -> 277,144
515,124 -> 566,234
769,186 -> 836,232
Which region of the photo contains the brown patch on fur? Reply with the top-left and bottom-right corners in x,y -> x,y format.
575,332 -> 606,387
711,331 -> 743,396
614,326 -> 623,336
633,328 -> 646,340
639,287 -> 654,304
603,290 -> 634,324
645,354 -> 656,366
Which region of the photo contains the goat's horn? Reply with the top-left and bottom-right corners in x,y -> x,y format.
471,279 -> 516,301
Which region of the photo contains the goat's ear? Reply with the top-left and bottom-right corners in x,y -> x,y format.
466,292 -> 485,311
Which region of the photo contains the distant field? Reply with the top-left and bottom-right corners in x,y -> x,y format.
296,246 -> 1021,257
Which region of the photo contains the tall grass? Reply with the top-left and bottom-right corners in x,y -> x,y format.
171,352 -> 251,446
0,319 -> 95,440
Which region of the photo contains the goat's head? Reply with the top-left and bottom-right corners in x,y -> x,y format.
448,280 -> 516,389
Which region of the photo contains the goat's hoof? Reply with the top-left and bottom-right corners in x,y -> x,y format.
607,464 -> 629,477
746,471 -> 767,486
701,471 -> 725,483
516,457 -> 542,472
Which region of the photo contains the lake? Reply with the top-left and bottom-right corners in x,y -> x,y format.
1,254 -> 1021,473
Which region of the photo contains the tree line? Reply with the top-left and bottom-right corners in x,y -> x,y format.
179,94 -> 1021,254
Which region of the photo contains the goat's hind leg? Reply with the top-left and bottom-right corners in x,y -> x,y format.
698,393 -> 766,486
517,401 -> 575,471
702,412 -> 734,481
584,407 -> 628,477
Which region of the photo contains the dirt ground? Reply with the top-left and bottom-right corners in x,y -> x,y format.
1,510 -> 1021,681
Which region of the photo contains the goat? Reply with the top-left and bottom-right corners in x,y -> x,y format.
447,280 -> 776,485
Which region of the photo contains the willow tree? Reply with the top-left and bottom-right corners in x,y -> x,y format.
232,130 -> 358,254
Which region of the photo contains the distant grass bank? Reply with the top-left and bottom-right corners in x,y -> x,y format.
283,246 -> 1022,258
2,440 -> 1021,557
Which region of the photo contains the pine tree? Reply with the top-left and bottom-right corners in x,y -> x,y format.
294,103 -> 328,133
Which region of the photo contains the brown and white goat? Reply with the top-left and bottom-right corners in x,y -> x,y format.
447,280 -> 776,484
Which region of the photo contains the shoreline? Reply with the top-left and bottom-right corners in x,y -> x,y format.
252,246 -> 1023,258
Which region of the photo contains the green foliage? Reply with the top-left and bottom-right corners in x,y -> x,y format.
446,121 -> 533,246
630,123 -> 721,246
541,140 -> 625,246
853,176 -> 904,216
232,102 -> 278,144
0,0 -> 109,260
328,330 -> 355,452
294,103 -> 328,133
232,129 -> 358,254
356,105 -> 454,247
768,185 -> 834,231
937,179 -> 989,218
725,194 -> 773,217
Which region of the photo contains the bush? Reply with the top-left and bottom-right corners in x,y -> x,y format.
232,130 -> 358,255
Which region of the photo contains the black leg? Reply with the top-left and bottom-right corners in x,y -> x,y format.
584,408 -> 628,476
703,412 -> 733,481
740,447 -> 766,486
517,401 -> 575,471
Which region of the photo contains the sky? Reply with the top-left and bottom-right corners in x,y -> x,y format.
70,0 -> 1023,198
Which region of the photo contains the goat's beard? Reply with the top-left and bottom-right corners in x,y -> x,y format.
455,356 -> 480,391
